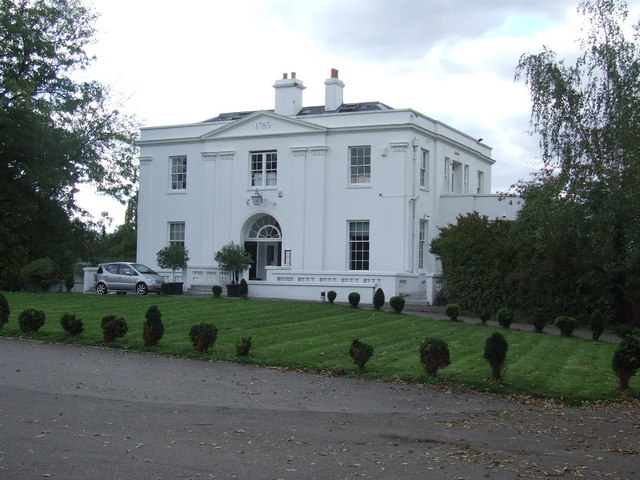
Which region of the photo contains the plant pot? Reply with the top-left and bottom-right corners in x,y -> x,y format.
226,283 -> 241,297
162,282 -> 183,295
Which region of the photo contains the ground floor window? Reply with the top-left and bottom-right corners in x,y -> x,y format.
348,220 -> 369,270
169,222 -> 185,246
418,219 -> 428,269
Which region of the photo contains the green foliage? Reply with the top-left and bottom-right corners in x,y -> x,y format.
496,307 -> 513,329
60,313 -> 83,336
445,303 -> 460,322
419,337 -> 451,375
430,213 -> 513,315
156,243 -> 190,282
235,337 -> 252,357
373,288 -> 385,310
189,323 -> 218,353
349,339 -> 374,370
389,296 -> 405,314
101,315 -> 128,343
590,312 -> 606,341
484,332 -> 508,381
479,309 -> 491,325
18,308 -> 46,333
239,279 -> 248,298
64,273 -> 74,292
555,316 -> 576,337
532,311 -> 546,333
327,290 -> 337,303
212,285 -> 223,298
348,292 -> 360,308
20,257 -> 57,291
611,335 -> 640,390
143,305 -> 164,347
0,0 -> 139,285
0,293 -> 9,329
213,242 -> 253,283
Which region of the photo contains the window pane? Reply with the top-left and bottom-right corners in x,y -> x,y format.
251,151 -> 277,187
170,156 -> 187,190
169,222 -> 185,245
349,146 -> 371,184
349,221 -> 370,270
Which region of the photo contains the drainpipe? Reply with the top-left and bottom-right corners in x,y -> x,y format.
409,138 -> 419,273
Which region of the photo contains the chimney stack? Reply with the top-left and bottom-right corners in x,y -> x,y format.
324,68 -> 344,112
273,71 -> 305,116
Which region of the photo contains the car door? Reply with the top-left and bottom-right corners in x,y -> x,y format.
117,264 -> 138,291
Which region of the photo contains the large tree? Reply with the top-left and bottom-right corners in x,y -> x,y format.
0,0 -> 138,285
515,0 -> 640,324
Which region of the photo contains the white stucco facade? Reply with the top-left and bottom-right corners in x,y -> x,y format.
136,71 -> 522,303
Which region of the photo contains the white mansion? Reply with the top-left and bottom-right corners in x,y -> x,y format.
136,70 -> 522,303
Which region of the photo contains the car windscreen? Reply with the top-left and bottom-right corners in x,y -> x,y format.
132,264 -> 158,275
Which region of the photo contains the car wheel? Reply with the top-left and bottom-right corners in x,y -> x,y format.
136,282 -> 149,296
95,282 -> 108,295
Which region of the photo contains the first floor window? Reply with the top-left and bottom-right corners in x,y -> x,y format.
419,149 -> 429,188
348,220 -> 370,270
169,222 -> 185,246
349,146 -> 371,184
477,171 -> 485,194
170,156 -> 187,190
251,151 -> 277,187
418,220 -> 428,269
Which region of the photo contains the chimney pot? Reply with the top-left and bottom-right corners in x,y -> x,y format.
291,72 -> 296,79
331,68 -> 339,78
283,73 -> 288,79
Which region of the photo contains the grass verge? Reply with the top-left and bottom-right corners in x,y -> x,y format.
0,292 -> 636,404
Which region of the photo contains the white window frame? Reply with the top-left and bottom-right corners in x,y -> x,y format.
170,156 -> 187,190
463,164 -> 469,194
477,171 -> 485,194
419,149 -> 429,189
348,220 -> 370,271
168,222 -> 185,246
349,146 -> 371,185
251,151 -> 277,188
418,219 -> 428,270
444,157 -> 450,193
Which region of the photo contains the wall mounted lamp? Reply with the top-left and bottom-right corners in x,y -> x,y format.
251,190 -> 263,205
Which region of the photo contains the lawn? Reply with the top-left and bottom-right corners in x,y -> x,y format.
1,292 -> 635,404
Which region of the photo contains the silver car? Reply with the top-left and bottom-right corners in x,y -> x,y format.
94,262 -> 165,295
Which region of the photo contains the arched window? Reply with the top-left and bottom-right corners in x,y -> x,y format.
248,216 -> 282,240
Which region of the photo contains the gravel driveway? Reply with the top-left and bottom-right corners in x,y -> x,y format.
0,337 -> 637,479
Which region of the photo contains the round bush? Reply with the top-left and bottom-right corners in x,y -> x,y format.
496,307 -> 513,329
18,308 -> 46,333
532,311 -> 546,333
101,315 -> 128,343
612,335 -> 640,390
373,288 -> 385,310
555,316 -> 576,337
212,285 -> 223,298
60,313 -> 84,336
349,339 -> 374,370
389,296 -> 405,314
348,292 -> 360,308
0,293 -> 9,329
235,337 -> 252,357
189,323 -> 218,353
419,337 -> 451,375
445,303 -> 460,322
143,305 -> 164,347
327,290 -> 337,304
484,332 -> 508,381
479,309 -> 491,325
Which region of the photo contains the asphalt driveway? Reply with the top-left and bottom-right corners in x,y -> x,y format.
0,337 -> 637,479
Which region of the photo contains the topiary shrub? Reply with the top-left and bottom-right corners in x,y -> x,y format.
590,312 -> 605,341
611,335 -> 640,390
143,305 -> 164,347
419,337 -> 451,375
101,315 -> 128,343
348,292 -> 360,308
615,325 -> 633,339
479,309 -> 491,325
555,316 -> 576,337
445,303 -> 460,322
0,293 -> 9,329
373,288 -> 385,310
239,278 -> 248,298
189,323 -> 218,353
64,273 -> 74,292
18,308 -> 46,333
496,307 -> 513,329
484,332 -> 508,381
532,311 -> 546,333
327,290 -> 337,303
212,285 -> 223,298
349,339 -> 374,370
60,313 -> 84,336
389,296 -> 405,314
20,257 -> 57,292
235,336 -> 252,357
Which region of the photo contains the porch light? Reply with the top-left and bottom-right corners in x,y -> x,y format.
251,190 -> 263,205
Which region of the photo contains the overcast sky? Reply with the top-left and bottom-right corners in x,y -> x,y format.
77,0 -> 640,227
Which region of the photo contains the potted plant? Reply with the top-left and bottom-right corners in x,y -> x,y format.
156,243 -> 190,295
213,242 -> 253,297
